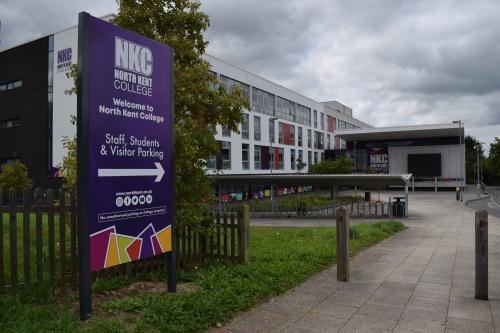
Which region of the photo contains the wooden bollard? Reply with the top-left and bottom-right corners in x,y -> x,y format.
336,208 -> 349,281
475,210 -> 488,300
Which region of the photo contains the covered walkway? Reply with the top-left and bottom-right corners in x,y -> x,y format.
210,173 -> 412,217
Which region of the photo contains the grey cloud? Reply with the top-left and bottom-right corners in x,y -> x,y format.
201,0 -> 500,149
0,0 -> 117,49
1,0 -> 499,149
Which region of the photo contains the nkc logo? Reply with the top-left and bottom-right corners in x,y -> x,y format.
57,48 -> 72,64
115,37 -> 153,76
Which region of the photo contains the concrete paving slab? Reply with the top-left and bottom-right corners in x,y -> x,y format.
226,310 -> 298,333
446,316 -> 495,333
311,302 -> 358,320
448,296 -> 492,322
394,317 -> 445,333
283,312 -> 346,333
357,303 -> 404,321
340,314 -> 397,333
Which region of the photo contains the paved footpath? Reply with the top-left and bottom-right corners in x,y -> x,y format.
211,193 -> 500,332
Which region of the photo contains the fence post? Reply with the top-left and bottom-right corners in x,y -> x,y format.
475,210 -> 488,300
9,188 -> 17,289
336,208 -> 349,281
388,198 -> 393,218
237,204 -> 250,264
34,188 -> 43,282
0,189 -> 4,291
23,188 -> 31,285
199,230 -> 208,263
46,189 -> 55,284
70,191 -> 78,290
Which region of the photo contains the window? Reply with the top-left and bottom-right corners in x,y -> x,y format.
296,104 -> 311,126
241,114 -> 249,139
314,152 -> 318,164
0,119 -> 22,129
219,75 -> 249,103
222,126 -> 231,137
221,141 -> 231,169
269,118 -> 275,144
254,116 -> 261,141
327,115 -> 336,133
313,110 -> 318,128
207,154 -> 216,169
308,151 -> 312,166
0,80 -> 23,93
321,152 -> 324,162
320,112 -> 324,130
298,127 -> 303,147
252,87 -> 275,116
314,131 -> 324,149
327,134 -> 331,149
307,129 -> 312,148
339,120 -> 346,130
278,122 -> 284,144
289,125 -> 295,146
254,145 -> 261,170
278,148 -> 284,170
208,71 -> 217,91
276,97 -> 295,122
242,143 -> 249,170
290,149 -> 296,170
298,150 -> 304,166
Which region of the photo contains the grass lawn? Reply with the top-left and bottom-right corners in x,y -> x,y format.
248,194 -> 363,211
0,221 -> 405,333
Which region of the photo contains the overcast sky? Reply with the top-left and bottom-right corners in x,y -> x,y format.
1,0 -> 498,151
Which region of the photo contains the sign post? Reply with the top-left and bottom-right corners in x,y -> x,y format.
77,12 -> 175,320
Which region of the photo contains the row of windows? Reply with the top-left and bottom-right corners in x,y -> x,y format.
219,75 -> 250,102
214,73 -> 361,133
208,141 -> 325,171
0,118 -> 22,129
252,87 -> 274,116
0,80 -> 23,92
223,116 -> 337,150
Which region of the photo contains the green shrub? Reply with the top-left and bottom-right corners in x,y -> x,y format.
308,156 -> 353,174
0,161 -> 33,191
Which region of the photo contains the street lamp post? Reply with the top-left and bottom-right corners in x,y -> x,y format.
269,117 -> 278,175
269,116 -> 278,213
476,142 -> 485,197
453,120 -> 464,201
354,141 -> 357,173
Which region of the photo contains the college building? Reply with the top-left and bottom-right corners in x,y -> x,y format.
0,17 -> 465,191
0,17 -> 368,188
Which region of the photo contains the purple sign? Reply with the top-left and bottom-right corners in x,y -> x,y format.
84,16 -> 173,272
368,147 -> 389,174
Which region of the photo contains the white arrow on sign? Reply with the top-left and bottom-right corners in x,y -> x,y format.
98,162 -> 165,182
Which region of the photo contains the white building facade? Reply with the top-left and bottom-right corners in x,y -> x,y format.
206,55 -> 370,175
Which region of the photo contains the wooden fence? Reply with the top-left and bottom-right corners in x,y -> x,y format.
0,188 -> 249,292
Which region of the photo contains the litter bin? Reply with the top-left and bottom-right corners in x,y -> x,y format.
392,197 -> 405,217
364,191 -> 371,202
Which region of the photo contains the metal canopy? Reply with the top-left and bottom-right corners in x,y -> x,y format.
335,123 -> 464,142
210,173 -> 412,187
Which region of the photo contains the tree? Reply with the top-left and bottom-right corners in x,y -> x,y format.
0,161 -> 33,191
465,135 -> 485,184
296,158 -> 306,173
308,156 -> 353,174
484,137 -> 500,185
114,0 -> 247,227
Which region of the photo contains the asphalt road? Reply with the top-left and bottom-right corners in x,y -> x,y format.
466,189 -> 500,218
